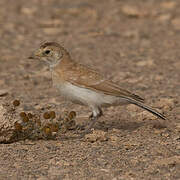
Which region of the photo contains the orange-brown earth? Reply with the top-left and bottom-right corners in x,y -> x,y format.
0,0 -> 180,179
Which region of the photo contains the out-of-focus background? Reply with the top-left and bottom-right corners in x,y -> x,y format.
0,0 -> 180,179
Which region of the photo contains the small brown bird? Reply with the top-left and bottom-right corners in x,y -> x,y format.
29,42 -> 166,133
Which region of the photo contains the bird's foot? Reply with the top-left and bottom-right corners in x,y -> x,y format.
76,110 -> 102,138
75,117 -> 96,138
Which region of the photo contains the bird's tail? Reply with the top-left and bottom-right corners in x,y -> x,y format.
126,98 -> 166,120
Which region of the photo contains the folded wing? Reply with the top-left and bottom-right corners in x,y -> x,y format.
61,62 -> 144,103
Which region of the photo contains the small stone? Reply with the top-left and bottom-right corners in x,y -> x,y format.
109,134 -> 119,142
173,61 -> 180,70
123,30 -> 139,38
0,89 -> 8,97
21,7 -> 36,16
121,5 -> 148,18
43,28 -> 60,35
153,156 -> 180,166
0,103 -> 22,142
85,130 -> 108,142
153,122 -> 167,129
158,14 -> 171,22
172,18 -> 180,30
39,19 -> 63,27
136,59 -> 154,67
127,104 -> 140,112
154,75 -> 164,81
154,98 -> 175,111
175,123 -> 180,130
176,145 -> 180,150
137,111 -> 157,121
161,2 -> 176,9
161,132 -> 170,138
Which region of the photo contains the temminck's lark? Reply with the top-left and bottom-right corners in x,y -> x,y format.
29,42 -> 166,133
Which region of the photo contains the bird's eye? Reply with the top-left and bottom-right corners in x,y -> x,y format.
44,50 -> 51,55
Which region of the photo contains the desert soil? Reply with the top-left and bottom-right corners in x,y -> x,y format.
0,0 -> 180,179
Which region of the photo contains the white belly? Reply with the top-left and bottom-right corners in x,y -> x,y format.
56,82 -> 129,107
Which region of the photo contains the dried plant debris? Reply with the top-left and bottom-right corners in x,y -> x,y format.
12,99 -> 20,107
0,99 -> 77,143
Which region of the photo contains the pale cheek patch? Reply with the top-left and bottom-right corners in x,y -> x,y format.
54,51 -> 62,61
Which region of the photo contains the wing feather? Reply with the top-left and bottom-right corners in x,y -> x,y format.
57,62 -> 144,102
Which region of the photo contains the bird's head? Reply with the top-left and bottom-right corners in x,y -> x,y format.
29,42 -> 70,66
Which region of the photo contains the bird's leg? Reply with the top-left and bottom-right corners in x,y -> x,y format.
83,107 -> 103,134
76,107 -> 103,138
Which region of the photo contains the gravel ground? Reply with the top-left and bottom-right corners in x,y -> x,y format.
0,0 -> 180,179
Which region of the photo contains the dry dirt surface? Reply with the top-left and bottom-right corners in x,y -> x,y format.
0,0 -> 180,179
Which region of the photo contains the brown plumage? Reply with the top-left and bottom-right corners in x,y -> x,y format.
29,42 -> 166,133
54,60 -> 145,102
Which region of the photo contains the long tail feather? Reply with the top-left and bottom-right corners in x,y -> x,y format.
126,99 -> 166,120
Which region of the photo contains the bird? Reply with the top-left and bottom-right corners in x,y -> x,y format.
29,42 -> 166,134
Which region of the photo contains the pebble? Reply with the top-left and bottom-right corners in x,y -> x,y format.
172,18 -> 180,30
137,111 -> 157,121
0,89 -> 8,97
154,98 -> 175,111
121,5 -> 148,18
85,130 -> 108,143
161,2 -> 176,10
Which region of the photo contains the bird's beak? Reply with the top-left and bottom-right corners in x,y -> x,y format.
28,55 -> 34,59
28,50 -> 41,59
28,51 -> 36,59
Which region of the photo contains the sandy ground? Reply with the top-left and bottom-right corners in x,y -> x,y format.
0,0 -> 180,179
